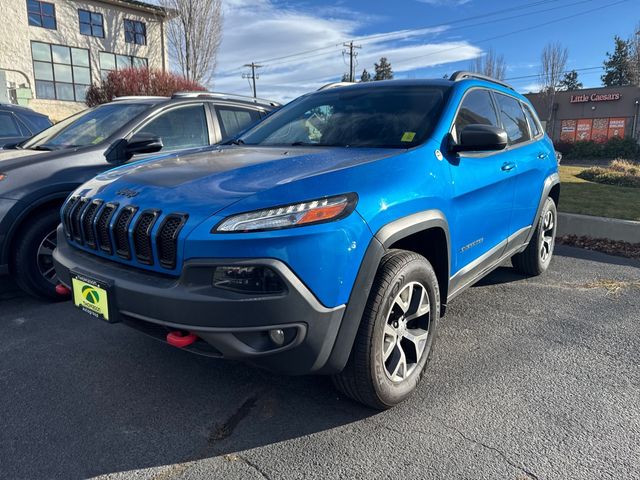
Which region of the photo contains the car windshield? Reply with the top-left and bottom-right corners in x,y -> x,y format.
238,85 -> 449,148
21,103 -> 151,150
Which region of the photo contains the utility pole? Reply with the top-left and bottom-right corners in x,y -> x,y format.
242,62 -> 262,98
342,41 -> 361,82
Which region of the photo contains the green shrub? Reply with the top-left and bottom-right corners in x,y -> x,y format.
563,138 -> 640,160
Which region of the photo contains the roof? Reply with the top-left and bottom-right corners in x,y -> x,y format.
93,0 -> 175,17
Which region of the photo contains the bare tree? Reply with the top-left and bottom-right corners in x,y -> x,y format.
539,42 -> 568,132
159,0 -> 223,86
469,48 -> 506,80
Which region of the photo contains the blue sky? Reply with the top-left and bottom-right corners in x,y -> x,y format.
213,0 -> 638,101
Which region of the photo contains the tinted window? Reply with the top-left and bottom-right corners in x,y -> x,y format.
27,0 -> 56,29
0,112 -> 20,137
495,93 -> 530,145
240,86 -> 449,148
453,89 -> 499,141
22,103 -> 150,150
216,107 -> 262,139
522,103 -> 541,137
138,105 -> 209,151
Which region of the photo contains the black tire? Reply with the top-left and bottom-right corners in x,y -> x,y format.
512,197 -> 557,276
332,250 -> 440,410
10,208 -> 64,301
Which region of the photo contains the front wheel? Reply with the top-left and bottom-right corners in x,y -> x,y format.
332,250 -> 440,410
11,208 -> 64,301
512,197 -> 557,276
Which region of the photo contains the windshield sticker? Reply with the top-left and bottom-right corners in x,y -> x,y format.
92,136 -> 104,144
401,132 -> 416,142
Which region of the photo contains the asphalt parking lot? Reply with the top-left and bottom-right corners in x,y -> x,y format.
1,245 -> 639,480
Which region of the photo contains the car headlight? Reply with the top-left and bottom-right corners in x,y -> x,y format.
214,193 -> 358,233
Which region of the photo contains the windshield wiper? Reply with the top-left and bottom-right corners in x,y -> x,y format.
30,145 -> 54,151
228,138 -> 245,145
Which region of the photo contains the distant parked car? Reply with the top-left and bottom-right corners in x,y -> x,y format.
0,92 -> 279,299
0,104 -> 51,148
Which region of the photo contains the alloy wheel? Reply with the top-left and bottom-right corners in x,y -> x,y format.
382,281 -> 431,383
37,229 -> 58,286
540,209 -> 555,262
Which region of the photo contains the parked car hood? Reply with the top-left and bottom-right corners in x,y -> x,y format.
76,145 -> 400,216
0,147 -> 82,169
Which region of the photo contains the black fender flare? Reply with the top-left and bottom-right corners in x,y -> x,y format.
524,172 -> 560,245
318,209 -> 450,374
1,190 -> 73,266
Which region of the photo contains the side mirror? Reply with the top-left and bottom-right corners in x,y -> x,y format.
126,133 -> 163,157
449,124 -> 508,153
104,134 -> 163,163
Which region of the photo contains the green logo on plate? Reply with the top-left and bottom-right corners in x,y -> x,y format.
82,285 -> 100,304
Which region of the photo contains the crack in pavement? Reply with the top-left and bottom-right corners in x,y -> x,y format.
208,395 -> 258,444
365,415 -> 539,480
432,416 -> 540,480
238,455 -> 273,480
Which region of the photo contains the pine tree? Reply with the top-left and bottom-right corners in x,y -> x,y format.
341,73 -> 350,82
360,69 -> 371,82
558,70 -> 583,91
601,36 -> 633,86
374,57 -> 394,81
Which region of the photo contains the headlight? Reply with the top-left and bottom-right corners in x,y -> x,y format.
214,193 -> 357,233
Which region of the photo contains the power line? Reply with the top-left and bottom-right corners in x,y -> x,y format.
505,66 -> 602,81
256,0 -> 595,72
242,62 -> 262,98
250,0 -> 566,67
391,0 -> 631,68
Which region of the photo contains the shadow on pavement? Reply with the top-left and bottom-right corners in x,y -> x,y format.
555,245 -> 640,268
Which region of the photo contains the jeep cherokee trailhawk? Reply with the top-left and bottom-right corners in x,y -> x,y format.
53,72 -> 560,409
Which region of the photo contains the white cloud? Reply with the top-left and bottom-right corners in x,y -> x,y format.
211,0 -> 483,102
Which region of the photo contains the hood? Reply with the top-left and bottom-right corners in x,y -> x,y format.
76,145 -> 401,218
0,147 -> 82,170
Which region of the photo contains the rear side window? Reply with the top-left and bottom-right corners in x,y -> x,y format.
0,112 -> 21,137
495,93 -> 531,145
216,106 -> 262,140
522,103 -> 541,138
453,89 -> 499,141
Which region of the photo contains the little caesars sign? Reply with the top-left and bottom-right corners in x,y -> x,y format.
570,92 -> 621,103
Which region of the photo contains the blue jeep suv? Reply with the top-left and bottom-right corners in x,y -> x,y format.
53,72 -> 560,409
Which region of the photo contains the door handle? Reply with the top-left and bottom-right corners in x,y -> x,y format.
537,152 -> 548,160
501,162 -> 516,171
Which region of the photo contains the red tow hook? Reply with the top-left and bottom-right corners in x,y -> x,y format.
55,284 -> 71,297
167,331 -> 198,348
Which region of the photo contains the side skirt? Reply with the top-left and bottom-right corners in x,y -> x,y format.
447,226 -> 531,302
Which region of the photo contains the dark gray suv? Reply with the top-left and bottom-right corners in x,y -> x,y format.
0,92 -> 279,299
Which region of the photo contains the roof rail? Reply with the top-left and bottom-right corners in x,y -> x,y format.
112,95 -> 168,101
317,82 -> 356,91
171,91 -> 281,107
449,71 -> 514,90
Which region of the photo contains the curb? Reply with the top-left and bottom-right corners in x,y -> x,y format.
557,212 -> 640,243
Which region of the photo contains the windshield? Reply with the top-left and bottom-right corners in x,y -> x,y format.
22,103 -> 151,150
238,85 -> 449,148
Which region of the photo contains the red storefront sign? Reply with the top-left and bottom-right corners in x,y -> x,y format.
560,119 -> 576,142
607,118 -> 625,139
575,119 -> 592,141
591,118 -> 609,143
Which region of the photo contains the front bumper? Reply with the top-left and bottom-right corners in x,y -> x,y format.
53,227 -> 345,375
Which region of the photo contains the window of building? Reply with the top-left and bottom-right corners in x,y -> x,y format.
494,93 -> 531,145
32,42 -> 91,102
124,19 -> 146,45
79,9 -> 104,37
453,89 -> 499,142
27,0 -> 56,29
216,107 -> 263,140
99,52 -> 148,80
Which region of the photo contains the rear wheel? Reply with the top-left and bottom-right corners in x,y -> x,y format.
11,208 -> 64,301
332,250 -> 440,410
512,197 -> 557,276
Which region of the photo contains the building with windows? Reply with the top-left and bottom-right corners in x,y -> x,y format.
0,0 -> 171,121
525,85 -> 640,144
